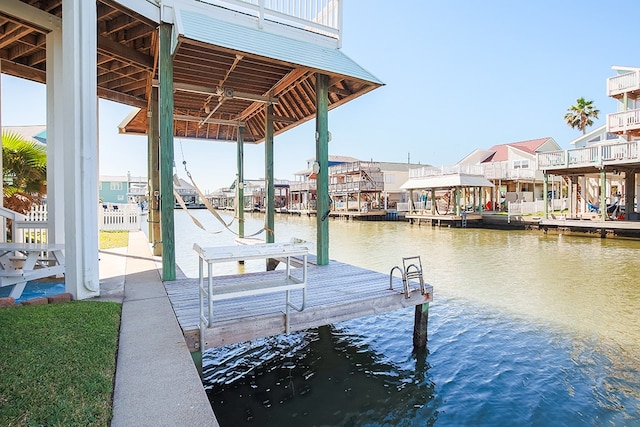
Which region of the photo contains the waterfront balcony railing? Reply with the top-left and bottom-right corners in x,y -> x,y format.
483,166 -> 537,180
409,164 -> 484,179
329,180 -> 383,193
607,109 -> 640,135
290,181 -> 317,192
607,70 -> 640,97
329,161 -> 380,175
537,141 -> 639,170
198,0 -> 342,46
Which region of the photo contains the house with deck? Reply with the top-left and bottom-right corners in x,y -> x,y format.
459,137 -> 563,209
0,0 -> 383,299
538,65 -> 640,221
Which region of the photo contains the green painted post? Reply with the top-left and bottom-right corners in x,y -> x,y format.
413,303 -> 429,348
159,23 -> 175,281
543,173 -> 549,219
148,86 -> 161,255
265,105 -> 275,244
315,73 -> 329,265
600,168 -> 607,221
237,126 -> 245,239
478,187 -> 483,214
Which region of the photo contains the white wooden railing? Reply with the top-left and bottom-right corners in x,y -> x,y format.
199,0 -> 342,45
607,109 -> 640,135
607,70 -> 640,96
538,141 -> 640,169
409,164 -> 484,179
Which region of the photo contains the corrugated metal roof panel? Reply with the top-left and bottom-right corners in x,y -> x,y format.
176,8 -> 382,85
400,174 -> 494,190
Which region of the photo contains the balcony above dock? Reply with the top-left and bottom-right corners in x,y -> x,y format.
607,68 -> 640,98
607,109 -> 640,138
537,140 -> 640,174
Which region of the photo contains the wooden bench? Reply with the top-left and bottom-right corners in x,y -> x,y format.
0,243 -> 65,299
193,242 -> 310,351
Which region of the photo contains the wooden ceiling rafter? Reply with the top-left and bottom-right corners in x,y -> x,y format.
1,0 -> 380,143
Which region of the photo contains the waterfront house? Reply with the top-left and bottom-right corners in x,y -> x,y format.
1,0 -> 382,294
99,176 -> 129,204
459,137 -> 563,208
290,155 -> 359,214
100,171 -> 150,206
538,65 -> 640,220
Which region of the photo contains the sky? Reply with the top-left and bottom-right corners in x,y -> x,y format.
1,0 -> 639,193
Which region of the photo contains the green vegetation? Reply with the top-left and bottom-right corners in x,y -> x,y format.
99,230 -> 129,249
0,301 -> 121,426
564,97 -> 600,135
2,130 -> 47,215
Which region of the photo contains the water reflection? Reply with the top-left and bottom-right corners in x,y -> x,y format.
173,211 -> 640,425
205,324 -> 437,426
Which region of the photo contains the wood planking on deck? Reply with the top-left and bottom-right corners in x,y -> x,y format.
164,260 -> 433,351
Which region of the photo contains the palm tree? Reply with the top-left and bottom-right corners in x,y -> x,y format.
564,97 -> 600,135
2,130 -> 47,214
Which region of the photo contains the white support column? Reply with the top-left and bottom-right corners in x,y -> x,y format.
0,59 -> 4,242
46,28 -> 65,246
62,0 -> 99,299
580,176 -> 586,215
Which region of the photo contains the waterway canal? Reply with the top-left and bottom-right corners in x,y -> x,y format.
172,210 -> 640,426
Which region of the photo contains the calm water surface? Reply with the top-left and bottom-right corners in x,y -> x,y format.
173,211 -> 640,426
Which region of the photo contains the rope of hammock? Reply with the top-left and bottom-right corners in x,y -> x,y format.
175,140 -> 266,238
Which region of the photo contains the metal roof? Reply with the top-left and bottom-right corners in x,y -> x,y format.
2,1 -> 383,144
176,8 -> 382,85
400,173 -> 494,190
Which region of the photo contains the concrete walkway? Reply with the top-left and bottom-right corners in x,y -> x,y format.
99,231 -> 219,427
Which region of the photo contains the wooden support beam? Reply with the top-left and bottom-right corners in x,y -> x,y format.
600,168 -> 607,222
315,73 -> 329,265
265,104 -> 275,249
268,114 -> 297,124
159,23 -> 175,280
173,114 -> 245,127
237,126 -> 245,239
413,303 -> 429,348
149,86 -> 161,256
0,0 -> 61,32
97,34 -> 154,70
163,81 -> 279,104
97,86 -> 147,108
0,59 -> 45,83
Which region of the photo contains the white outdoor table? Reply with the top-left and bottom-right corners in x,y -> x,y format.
193,242 -> 309,351
0,243 -> 65,299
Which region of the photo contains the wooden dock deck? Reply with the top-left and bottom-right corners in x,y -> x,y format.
164,260 -> 433,352
406,213 -> 482,227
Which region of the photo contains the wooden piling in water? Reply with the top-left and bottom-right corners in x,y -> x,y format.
413,303 -> 429,348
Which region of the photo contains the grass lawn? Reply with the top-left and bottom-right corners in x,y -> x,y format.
99,230 -> 129,249
0,301 -> 121,426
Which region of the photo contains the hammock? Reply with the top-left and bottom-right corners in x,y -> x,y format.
174,157 -> 266,238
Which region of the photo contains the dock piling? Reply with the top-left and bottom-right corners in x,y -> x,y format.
413,303 -> 429,348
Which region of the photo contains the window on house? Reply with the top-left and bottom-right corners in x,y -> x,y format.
385,174 -> 395,184
513,160 -> 529,169
110,182 -> 123,190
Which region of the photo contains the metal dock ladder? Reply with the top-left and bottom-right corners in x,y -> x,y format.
389,256 -> 427,298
